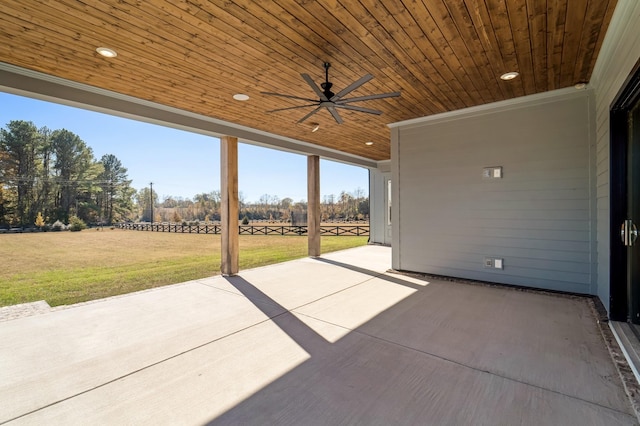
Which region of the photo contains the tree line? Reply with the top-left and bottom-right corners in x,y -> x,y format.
0,121 -> 134,227
1,120 -> 369,228
149,190 -> 369,224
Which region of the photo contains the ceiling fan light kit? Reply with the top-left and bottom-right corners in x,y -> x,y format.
262,62 -> 400,124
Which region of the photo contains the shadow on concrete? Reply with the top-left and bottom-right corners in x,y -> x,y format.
313,256 -> 428,291
222,275 -> 330,357
206,270 -> 635,425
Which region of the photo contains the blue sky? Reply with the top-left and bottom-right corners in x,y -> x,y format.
0,92 -> 369,203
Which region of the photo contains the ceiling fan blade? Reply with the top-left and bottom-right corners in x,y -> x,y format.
330,74 -> 373,101
335,92 -> 401,104
327,106 -> 344,124
301,73 -> 329,101
297,106 -> 323,124
267,104 -> 318,113
334,104 -> 382,115
261,92 -> 318,103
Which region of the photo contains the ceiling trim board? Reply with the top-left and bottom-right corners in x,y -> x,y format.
0,62 -> 378,169
388,86 -> 591,129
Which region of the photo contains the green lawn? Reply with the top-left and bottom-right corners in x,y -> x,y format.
0,229 -> 368,307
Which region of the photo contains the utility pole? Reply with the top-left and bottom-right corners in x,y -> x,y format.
149,182 -> 154,224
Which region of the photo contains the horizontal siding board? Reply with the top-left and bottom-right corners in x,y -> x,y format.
467,208 -> 591,221
401,174 -> 589,190
416,243 -> 591,263
429,217 -> 591,231
400,264 -> 591,293
408,204 -> 590,218
431,186 -> 589,198
401,232 -> 591,252
397,92 -> 594,294
402,222 -> 590,241
401,250 -> 592,274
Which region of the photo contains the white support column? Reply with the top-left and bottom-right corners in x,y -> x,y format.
221,136 -> 239,275
308,155 -> 321,257
390,127 -> 401,270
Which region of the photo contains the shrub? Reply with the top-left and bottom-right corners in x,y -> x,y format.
68,216 -> 87,232
34,212 -> 45,228
241,216 -> 249,225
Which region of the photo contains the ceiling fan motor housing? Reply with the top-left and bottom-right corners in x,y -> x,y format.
321,62 -> 334,98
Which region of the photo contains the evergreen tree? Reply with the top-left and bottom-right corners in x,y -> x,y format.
0,120 -> 42,226
50,129 -> 94,223
97,154 -> 133,224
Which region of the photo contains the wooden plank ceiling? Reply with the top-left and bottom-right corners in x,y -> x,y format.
0,0 -> 617,161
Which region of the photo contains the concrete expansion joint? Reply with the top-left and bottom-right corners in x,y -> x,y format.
352,317 -> 636,418
291,302 -> 634,419
2,312 -> 280,424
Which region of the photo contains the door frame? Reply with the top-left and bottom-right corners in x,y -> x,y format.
384,175 -> 392,245
610,60 -> 640,321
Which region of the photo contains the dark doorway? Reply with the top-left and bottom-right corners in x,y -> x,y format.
611,61 -> 640,322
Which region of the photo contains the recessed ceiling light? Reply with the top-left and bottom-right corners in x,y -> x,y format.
365,141 -> 374,146
96,47 -> 117,58
500,71 -> 519,81
233,94 -> 250,101
311,122 -> 320,132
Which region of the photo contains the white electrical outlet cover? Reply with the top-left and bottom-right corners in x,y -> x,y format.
494,258 -> 503,269
493,168 -> 502,178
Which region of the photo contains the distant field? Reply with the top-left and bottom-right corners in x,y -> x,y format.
0,230 -> 368,307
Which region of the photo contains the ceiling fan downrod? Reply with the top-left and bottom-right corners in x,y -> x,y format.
321,62 -> 334,99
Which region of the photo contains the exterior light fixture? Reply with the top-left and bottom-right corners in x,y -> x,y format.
96,47 -> 117,58
500,71 -> 519,81
233,94 -> 250,101
365,141 -> 374,146
311,122 -> 320,132
574,83 -> 587,90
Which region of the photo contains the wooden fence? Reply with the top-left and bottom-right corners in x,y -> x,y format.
117,223 -> 369,236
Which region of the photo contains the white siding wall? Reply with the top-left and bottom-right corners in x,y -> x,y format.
392,91 -> 596,294
589,0 -> 640,312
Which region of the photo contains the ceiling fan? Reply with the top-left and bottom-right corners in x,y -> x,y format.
261,62 -> 400,124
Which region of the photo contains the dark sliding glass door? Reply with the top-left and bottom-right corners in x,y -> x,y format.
611,61 -> 640,323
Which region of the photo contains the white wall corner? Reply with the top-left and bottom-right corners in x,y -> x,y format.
588,91 -> 599,296
377,160 -> 391,173
590,0 -> 640,90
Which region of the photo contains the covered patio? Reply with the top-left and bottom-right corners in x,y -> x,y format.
1,245 -> 636,424
4,3 -> 640,421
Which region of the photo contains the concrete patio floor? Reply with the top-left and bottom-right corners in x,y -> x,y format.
0,245 -> 637,425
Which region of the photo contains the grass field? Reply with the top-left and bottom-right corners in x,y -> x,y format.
0,229 -> 368,307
